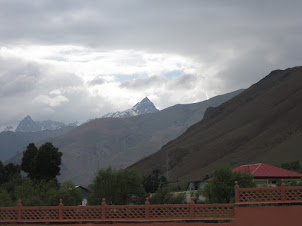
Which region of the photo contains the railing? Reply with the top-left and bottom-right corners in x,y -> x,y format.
235,180 -> 302,203
0,198 -> 235,223
2,182 -> 302,223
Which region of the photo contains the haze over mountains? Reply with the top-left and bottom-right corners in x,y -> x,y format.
8,90 -> 242,185
131,66 -> 302,182
0,126 -> 75,161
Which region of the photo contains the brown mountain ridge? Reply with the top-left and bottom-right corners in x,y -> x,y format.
130,66 -> 302,182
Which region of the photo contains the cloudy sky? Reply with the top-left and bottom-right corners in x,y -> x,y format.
1,0 -> 302,126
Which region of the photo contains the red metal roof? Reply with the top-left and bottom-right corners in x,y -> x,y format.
205,178 -> 213,182
233,163 -> 302,178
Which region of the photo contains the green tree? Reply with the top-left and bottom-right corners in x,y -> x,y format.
88,167 -> 146,205
201,165 -> 255,203
0,161 -> 23,204
14,179 -> 82,206
35,142 -> 62,181
21,143 -> 38,179
143,169 -> 167,193
0,161 -> 21,186
21,142 -> 62,181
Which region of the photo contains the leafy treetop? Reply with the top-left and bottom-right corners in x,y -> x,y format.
21,142 -> 62,181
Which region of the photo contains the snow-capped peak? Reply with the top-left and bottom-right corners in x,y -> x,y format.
102,97 -> 159,118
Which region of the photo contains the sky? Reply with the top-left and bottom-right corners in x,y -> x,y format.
1,0 -> 302,126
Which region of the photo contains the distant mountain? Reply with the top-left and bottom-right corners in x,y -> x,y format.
15,116 -> 78,132
0,125 -> 16,132
0,126 -> 75,162
102,97 -> 159,118
7,89 -> 242,185
130,66 -> 302,182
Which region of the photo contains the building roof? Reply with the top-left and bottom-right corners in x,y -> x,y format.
205,178 -> 213,182
75,185 -> 89,191
233,163 -> 302,178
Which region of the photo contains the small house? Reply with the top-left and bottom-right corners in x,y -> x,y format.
76,185 -> 89,206
186,181 -> 205,191
233,163 -> 302,187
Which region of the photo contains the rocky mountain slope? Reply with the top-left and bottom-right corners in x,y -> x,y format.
7,90 -> 242,185
102,97 -> 159,118
130,67 -> 302,182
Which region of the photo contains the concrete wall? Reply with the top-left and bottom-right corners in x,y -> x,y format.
234,204 -> 302,226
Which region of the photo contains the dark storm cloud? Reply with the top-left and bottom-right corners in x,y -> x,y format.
1,1 -> 302,72
1,1 -> 301,52
216,39 -> 302,92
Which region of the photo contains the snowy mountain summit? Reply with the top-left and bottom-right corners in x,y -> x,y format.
102,97 -> 159,118
15,115 -> 76,132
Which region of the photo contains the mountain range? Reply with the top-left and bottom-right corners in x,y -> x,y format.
2,97 -> 156,161
16,116 -> 78,132
8,90 -> 242,185
130,66 -> 302,182
1,97 -> 159,162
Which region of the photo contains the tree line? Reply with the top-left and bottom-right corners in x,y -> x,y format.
87,167 -> 186,205
1,142 -> 262,206
0,142 -> 182,206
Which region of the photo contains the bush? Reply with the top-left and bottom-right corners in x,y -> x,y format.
88,167 -> 146,205
14,179 -> 59,206
149,188 -> 186,204
0,190 -> 13,206
201,165 -> 255,203
14,179 -> 82,206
